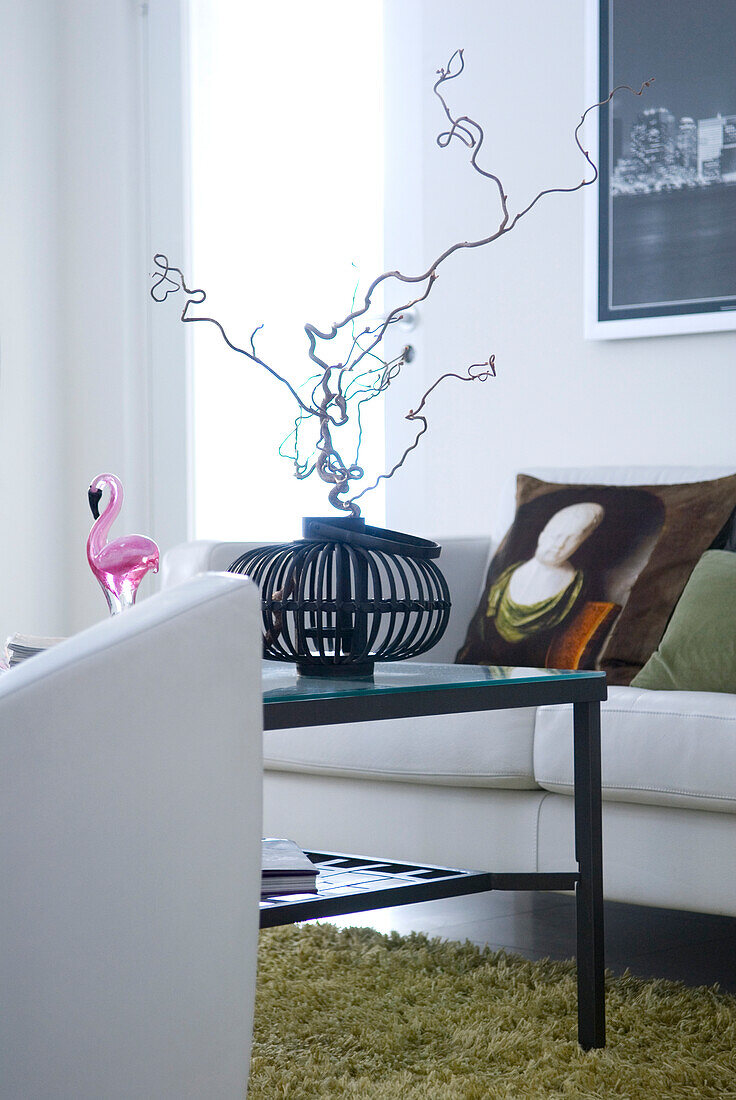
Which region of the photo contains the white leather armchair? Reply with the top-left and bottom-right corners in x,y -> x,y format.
1,573 -> 263,1099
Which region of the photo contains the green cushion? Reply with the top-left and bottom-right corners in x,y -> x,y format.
632,550 -> 736,693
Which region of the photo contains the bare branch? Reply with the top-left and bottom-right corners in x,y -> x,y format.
152,57 -> 652,517
303,71 -> 653,361
349,357 -> 496,507
150,255 -> 317,417
507,77 -> 654,229
337,274 -> 437,376
250,323 -> 264,357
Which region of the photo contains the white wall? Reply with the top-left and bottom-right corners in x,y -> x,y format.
382,0 -> 736,540
0,2 -> 66,641
0,0 -> 188,642
57,0 -> 153,636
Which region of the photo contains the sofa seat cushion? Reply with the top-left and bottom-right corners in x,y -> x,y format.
534,686 -> 736,813
264,707 -> 539,789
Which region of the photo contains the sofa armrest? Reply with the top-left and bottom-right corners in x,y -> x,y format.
1,575 -> 263,1096
161,539 -> 263,588
417,536 -> 492,662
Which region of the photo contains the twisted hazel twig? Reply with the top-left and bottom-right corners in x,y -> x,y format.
150,255 -> 317,417
350,358 -> 496,507
151,55 -> 652,516
306,52 -> 653,367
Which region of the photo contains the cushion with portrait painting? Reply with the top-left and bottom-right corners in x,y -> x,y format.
456,472 -> 736,685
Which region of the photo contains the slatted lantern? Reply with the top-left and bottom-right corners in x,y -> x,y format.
229,517 -> 451,678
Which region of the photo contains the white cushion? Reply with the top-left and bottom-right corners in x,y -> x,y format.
534,685 -> 736,813
264,774 -> 546,873
160,540 -> 261,587
264,706 -> 539,789
536,796 -> 736,916
418,536 -> 491,661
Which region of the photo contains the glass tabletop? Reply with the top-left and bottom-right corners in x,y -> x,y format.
262,661 -> 605,704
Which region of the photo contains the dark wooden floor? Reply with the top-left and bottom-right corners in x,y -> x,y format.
325,890 -> 736,993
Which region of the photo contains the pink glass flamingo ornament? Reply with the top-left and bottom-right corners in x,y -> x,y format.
87,473 -> 160,615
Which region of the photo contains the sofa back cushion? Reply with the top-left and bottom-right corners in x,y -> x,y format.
458,470 -> 736,684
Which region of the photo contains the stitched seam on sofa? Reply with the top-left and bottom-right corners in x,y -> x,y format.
263,760 -> 534,780
534,792 -> 552,872
264,764 -> 541,790
599,708 -> 736,723
538,779 -> 736,801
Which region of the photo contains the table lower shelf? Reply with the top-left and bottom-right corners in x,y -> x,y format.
259,851 -> 579,929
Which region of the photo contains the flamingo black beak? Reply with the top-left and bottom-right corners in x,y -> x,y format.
88,488 -> 102,520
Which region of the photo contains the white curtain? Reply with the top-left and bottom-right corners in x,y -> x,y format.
188,0 -> 385,540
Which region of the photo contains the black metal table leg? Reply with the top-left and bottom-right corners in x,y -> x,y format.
573,699 -> 606,1049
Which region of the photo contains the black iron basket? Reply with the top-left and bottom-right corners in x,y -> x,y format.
228,516 -> 451,678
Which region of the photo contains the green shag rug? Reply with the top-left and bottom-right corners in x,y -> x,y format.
249,923 -> 736,1099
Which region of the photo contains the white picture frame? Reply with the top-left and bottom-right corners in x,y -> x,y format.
585,0 -> 736,340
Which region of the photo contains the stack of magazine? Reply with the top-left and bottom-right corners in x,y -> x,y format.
261,838 -> 318,898
4,634 -> 65,668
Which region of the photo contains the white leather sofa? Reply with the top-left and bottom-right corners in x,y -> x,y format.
1,573 -> 263,1099
162,467 -> 736,920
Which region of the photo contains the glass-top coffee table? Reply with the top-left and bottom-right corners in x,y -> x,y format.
261,662 -> 607,1049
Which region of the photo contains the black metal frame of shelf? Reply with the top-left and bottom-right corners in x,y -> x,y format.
260,851 -> 579,928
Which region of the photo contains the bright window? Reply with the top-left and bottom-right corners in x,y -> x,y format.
188,1 -> 385,540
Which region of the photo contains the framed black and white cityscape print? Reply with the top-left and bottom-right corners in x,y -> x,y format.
586,0 -> 736,339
